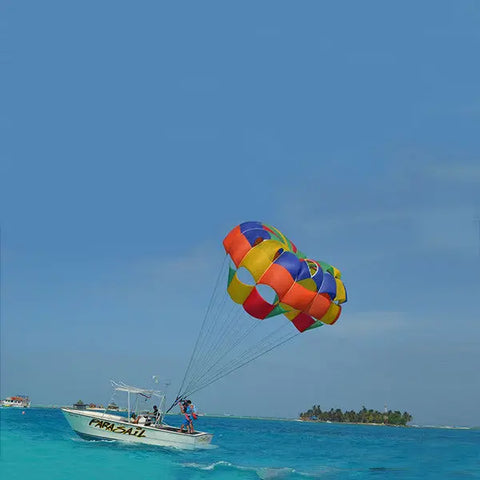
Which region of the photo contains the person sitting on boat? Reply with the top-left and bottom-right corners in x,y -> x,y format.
131,413 -> 146,425
146,405 -> 160,426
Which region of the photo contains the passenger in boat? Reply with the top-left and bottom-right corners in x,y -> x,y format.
178,400 -> 197,433
146,405 -> 160,426
178,400 -> 193,433
187,401 -> 197,433
131,413 -> 146,425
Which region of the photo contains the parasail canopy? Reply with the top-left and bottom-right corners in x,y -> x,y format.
223,221 -> 347,332
170,221 -> 347,411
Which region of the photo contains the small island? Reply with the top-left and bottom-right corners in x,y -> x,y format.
299,405 -> 412,426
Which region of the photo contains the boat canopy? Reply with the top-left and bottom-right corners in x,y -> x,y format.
110,381 -> 167,421
111,381 -> 165,399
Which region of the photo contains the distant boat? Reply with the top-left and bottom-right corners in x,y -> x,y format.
2,395 -> 31,408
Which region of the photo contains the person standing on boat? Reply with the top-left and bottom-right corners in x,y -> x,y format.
185,400 -> 198,433
178,400 -> 197,433
178,400 -> 191,432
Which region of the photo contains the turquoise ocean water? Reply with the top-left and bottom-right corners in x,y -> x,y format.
1,408 -> 479,479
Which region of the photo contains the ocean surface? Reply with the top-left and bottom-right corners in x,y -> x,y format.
1,408 -> 479,479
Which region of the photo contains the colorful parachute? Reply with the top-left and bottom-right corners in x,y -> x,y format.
223,221 -> 347,332
169,220 -> 348,407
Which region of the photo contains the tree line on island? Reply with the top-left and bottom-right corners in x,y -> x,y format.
299,405 -> 412,426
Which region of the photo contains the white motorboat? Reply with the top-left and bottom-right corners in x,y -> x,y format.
2,395 -> 31,408
62,381 -> 213,450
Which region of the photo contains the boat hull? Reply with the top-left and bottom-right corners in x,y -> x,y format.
62,408 -> 213,450
2,396 -> 31,408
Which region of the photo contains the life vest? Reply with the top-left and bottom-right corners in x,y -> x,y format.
186,404 -> 198,420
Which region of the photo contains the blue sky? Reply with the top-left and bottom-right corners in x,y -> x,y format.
1,1 -> 479,426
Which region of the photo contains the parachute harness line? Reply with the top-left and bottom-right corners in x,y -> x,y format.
169,255 -> 300,411
168,221 -> 347,413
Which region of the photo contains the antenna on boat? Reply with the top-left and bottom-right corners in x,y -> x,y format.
163,380 -> 171,393
151,376 -> 171,420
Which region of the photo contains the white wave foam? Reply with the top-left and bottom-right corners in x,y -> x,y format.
183,461 -> 321,478
183,461 -> 234,471
71,436 -> 116,444
411,424 -> 472,430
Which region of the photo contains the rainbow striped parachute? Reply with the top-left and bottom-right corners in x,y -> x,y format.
223,221 -> 347,332
171,220 -> 348,405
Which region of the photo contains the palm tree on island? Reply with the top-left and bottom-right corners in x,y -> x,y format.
299,405 -> 412,426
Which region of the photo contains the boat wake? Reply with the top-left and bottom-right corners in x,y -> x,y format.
182,461 -> 322,478
411,424 -> 472,430
192,442 -> 218,450
72,436 -> 116,444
